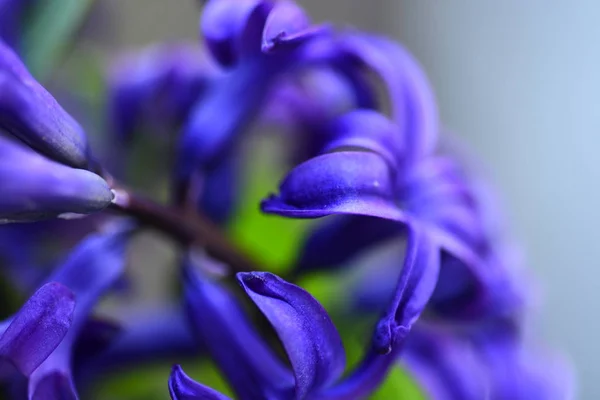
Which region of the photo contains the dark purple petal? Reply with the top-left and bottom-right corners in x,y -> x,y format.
372,223 -> 440,354
0,40 -> 89,168
183,261 -> 294,399
0,282 -> 74,376
238,272 -> 345,398
0,136 -> 113,223
169,365 -> 231,400
322,110 -> 406,167
296,215 -> 402,273
402,325 -> 486,400
262,151 -> 404,220
28,225 -> 132,399
339,34 -> 438,159
201,0 -> 263,66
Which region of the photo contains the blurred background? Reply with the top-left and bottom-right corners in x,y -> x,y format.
22,0 -> 598,398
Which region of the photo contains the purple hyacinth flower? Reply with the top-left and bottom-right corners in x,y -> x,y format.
0,282 -> 74,377
176,0 -> 328,190
27,224 -> 132,399
261,107 -> 517,350
0,135 -> 113,223
0,39 -> 90,168
171,265 -> 405,400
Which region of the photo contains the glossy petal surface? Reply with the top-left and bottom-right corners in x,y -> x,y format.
238,272 -> 345,399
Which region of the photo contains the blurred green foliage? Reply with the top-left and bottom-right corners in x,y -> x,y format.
23,0 -> 97,80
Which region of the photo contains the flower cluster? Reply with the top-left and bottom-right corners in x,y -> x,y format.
0,0 -> 573,399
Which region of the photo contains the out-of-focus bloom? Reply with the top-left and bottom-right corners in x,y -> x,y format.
107,43 -> 219,145
0,40 -> 91,168
170,264 -> 406,400
0,282 -> 74,377
26,225 -> 132,399
176,0 -> 328,187
0,135 -> 113,223
402,321 -> 575,400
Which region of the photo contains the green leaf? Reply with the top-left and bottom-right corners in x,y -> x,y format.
22,0 -> 96,80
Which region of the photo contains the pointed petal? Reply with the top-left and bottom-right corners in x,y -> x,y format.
0,40 -> 89,168
296,215 -> 402,273
262,150 -> 404,220
372,223 -> 440,354
0,136 -> 113,223
238,272 -> 345,398
28,225 -> 133,399
169,365 -> 232,400
0,282 -> 75,376
183,261 -> 293,399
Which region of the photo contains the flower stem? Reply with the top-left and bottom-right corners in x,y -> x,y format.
109,184 -> 259,275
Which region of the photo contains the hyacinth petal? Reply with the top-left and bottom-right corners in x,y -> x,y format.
321,110 -> 406,167
0,136 -> 113,223
169,365 -> 232,400
0,40 -> 89,168
28,225 -> 132,399
201,0 -> 262,66
296,215 -> 402,273
238,272 -> 346,399
402,326 -> 486,400
372,223 -> 440,354
339,34 -> 438,158
0,282 -> 74,377
183,261 -> 294,399
262,150 -> 404,220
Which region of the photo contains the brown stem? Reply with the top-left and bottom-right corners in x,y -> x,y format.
109,184 -> 259,274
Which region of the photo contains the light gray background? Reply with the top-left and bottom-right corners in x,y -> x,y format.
104,1 -> 597,398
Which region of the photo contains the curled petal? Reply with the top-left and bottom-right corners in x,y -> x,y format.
262,151 -> 404,220
0,282 -> 75,376
0,40 -> 89,168
339,34 -> 438,159
169,365 -> 231,400
0,136 -> 113,223
183,261 -> 293,399
372,223 -> 440,354
238,272 -> 345,398
28,225 -> 133,399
